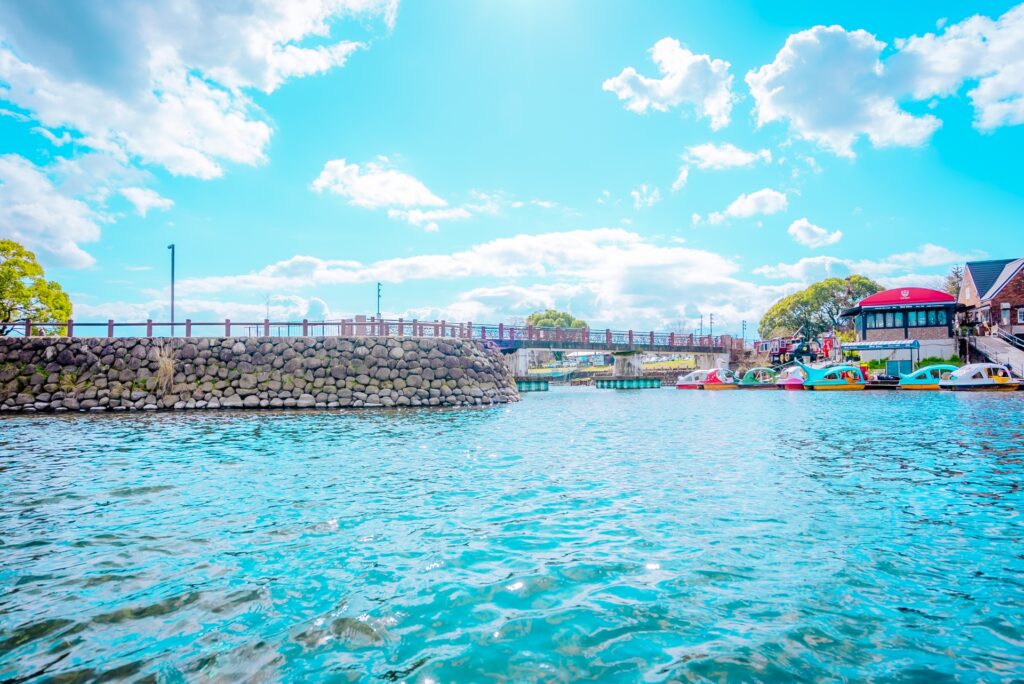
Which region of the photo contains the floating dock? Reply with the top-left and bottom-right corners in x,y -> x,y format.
516,377 -> 550,392
594,377 -> 662,389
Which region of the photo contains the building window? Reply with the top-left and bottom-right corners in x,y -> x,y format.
885,312 -> 894,328
1018,308 -> 1024,324
937,310 -> 947,326
1002,303 -> 1011,326
894,312 -> 904,327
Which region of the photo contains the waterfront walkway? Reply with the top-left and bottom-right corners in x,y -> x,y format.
971,333 -> 1024,377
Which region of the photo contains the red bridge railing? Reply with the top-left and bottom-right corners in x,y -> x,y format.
7,317 -> 732,350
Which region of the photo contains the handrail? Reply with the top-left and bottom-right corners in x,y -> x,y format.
2,316 -> 732,351
994,327 -> 1024,352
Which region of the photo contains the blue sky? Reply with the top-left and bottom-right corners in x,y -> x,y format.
1,0 -> 1023,335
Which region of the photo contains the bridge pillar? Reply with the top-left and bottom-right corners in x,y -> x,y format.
612,351 -> 643,377
505,349 -> 530,376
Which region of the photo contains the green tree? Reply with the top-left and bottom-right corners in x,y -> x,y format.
0,240 -> 72,335
758,275 -> 881,339
943,265 -> 964,296
526,309 -> 587,328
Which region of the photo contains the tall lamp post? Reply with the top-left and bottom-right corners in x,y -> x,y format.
167,244 -> 175,337
376,282 -> 382,320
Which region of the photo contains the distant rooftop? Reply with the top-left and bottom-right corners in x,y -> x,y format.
966,258 -> 1016,300
980,258 -> 1024,301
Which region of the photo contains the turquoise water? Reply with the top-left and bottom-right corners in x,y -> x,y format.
2,388 -> 1023,681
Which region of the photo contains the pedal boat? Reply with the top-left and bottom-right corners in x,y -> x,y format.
700,368 -> 739,390
738,367 -> 779,389
776,365 -> 806,391
939,363 -> 1021,391
797,362 -> 867,391
899,364 -> 958,390
675,369 -> 709,389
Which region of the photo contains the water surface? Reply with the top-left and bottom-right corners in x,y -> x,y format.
2,388 -> 1023,681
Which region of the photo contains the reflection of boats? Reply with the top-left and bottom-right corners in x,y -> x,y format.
939,363 -> 1021,392
675,370 -> 708,389
701,368 -> 739,390
739,367 -> 778,389
798,362 -> 867,391
899,364 -> 958,390
775,365 -> 806,391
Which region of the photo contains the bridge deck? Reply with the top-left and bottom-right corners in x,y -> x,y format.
10,316 -> 733,354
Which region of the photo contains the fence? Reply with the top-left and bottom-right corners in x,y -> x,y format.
7,316 -> 732,351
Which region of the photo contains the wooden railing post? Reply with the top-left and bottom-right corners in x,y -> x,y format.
185,319 -> 192,337
24,319 -> 32,337
146,319 -> 153,336
606,329 -> 612,345
440,320 -> 447,337
107,319 -> 115,338
527,325 -> 534,341
411,319 -> 418,336
398,318 -> 404,336
669,332 -> 675,346
66,319 -> 74,337
262,318 -> 270,336
498,323 -> 504,340
481,325 -> 486,340
467,321 -> 472,338
650,331 -> 655,347
302,319 -> 309,336
225,319 -> 231,336
628,330 -> 634,346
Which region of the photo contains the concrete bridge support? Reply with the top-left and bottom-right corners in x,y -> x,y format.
505,349 -> 531,376
612,351 -> 643,377
693,353 -> 733,370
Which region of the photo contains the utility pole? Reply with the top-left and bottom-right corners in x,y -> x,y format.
709,313 -> 714,338
376,282 -> 382,320
742,320 -> 747,346
167,244 -> 175,337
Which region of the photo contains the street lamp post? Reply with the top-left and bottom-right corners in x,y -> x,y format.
376,282 -> 382,320
709,313 -> 714,338
167,244 -> 175,337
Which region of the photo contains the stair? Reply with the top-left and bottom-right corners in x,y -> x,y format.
970,334 -> 1024,378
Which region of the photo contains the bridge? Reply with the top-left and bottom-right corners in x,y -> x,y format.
12,315 -> 735,377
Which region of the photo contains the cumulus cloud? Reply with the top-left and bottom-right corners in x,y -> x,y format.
891,4 -> 1024,130
153,227 -> 790,331
754,243 -> 982,282
684,142 -> 772,170
121,187 -> 173,217
0,154 -> 101,267
707,188 -> 788,224
311,158 -> 446,209
603,37 -> 735,130
671,167 -> 689,192
746,25 -> 941,157
0,1 -> 396,263
630,184 -> 661,209
787,218 -> 842,248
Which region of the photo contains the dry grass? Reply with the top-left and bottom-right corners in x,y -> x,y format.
153,346 -> 175,395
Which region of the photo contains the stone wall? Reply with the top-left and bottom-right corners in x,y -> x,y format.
0,335 -> 519,413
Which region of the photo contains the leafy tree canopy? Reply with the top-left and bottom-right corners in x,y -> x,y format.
758,275 -> 881,339
0,240 -> 72,335
526,309 -> 587,329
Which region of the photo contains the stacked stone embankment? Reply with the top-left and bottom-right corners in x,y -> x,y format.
0,336 -> 519,413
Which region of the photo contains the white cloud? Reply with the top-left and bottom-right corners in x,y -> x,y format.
787,218 -> 842,248
0,154 -> 101,267
755,243 -> 981,282
891,4 -> 1024,130
0,1 -> 395,179
311,158 -> 446,209
684,142 -> 772,170
708,188 -> 788,224
603,37 -> 735,130
746,25 -> 941,156
157,226 -> 792,331
671,166 -> 689,191
630,184 -> 661,209
386,207 -> 472,229
121,187 -> 174,217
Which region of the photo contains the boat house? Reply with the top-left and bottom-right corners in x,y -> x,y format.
959,258 -> 1024,335
841,287 -> 958,362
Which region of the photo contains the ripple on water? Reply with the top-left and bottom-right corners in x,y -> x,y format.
1,389 -> 1023,680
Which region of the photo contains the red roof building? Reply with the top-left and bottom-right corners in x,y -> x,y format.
841,286 -> 958,362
